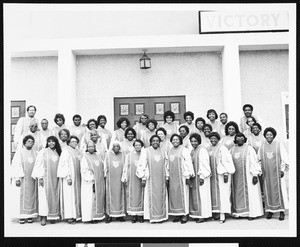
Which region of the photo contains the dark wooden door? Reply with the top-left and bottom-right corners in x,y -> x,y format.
11,100 -> 26,160
114,96 -> 186,130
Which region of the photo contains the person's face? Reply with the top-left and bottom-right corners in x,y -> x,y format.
171,136 -> 181,148
265,131 -> 274,143
166,116 -> 173,124
87,143 -> 95,154
228,126 -> 236,136
24,138 -> 34,149
244,107 -> 252,117
236,136 -> 245,146
27,107 -> 36,118
203,126 -> 211,137
56,118 -> 64,127
126,131 -> 135,141
210,136 -> 219,146
157,130 -> 165,141
148,122 -> 155,131
196,121 -> 204,130
113,144 -> 120,154
120,121 -> 127,130
220,114 -> 228,124
88,121 -> 96,130
134,142 -> 142,152
99,118 -> 107,128
73,117 -> 81,127
185,115 -> 193,124
90,132 -> 99,142
48,139 -> 56,149
247,117 -> 255,127
179,127 -> 188,138
69,138 -> 78,149
208,112 -> 216,121
59,131 -> 68,142
41,120 -> 48,130
190,137 -> 199,149
252,126 -> 261,136
151,137 -> 160,149
29,123 -> 38,133
140,115 -> 148,125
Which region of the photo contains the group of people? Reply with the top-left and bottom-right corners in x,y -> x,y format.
10,104 -> 289,226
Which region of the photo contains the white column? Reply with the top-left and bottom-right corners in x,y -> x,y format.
58,49 -> 77,126
221,44 -> 242,123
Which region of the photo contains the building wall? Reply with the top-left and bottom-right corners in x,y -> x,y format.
10,57 -> 58,129
239,50 -> 289,144
76,52 -> 223,131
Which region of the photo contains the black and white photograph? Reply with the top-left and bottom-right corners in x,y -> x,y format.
3,2 -> 297,242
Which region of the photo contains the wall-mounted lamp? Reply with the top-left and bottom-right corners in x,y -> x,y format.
140,49 -> 151,69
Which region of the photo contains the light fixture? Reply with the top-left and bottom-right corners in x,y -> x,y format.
140,49 -> 151,69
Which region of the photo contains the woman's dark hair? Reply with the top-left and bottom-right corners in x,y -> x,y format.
225,121 -> 240,136
251,122 -> 262,132
220,112 -> 228,118
243,104 -> 254,111
27,105 -> 37,112
87,119 -> 99,130
195,117 -> 206,129
189,133 -> 202,145
246,116 -> 257,126
156,127 -> 167,136
116,117 -> 130,128
170,133 -> 183,145
163,111 -> 175,122
54,113 -> 65,124
97,115 -> 107,124
124,127 -> 137,139
22,135 -> 35,146
146,119 -> 158,129
58,128 -> 70,139
150,134 -> 161,144
67,135 -> 80,145
183,111 -> 194,121
206,109 -> 218,120
133,139 -> 144,148
46,136 -> 62,156
263,127 -> 277,138
208,132 -> 221,141
233,132 -> 247,144
138,114 -> 149,123
203,123 -> 212,132
179,125 -> 190,135
72,114 -> 82,121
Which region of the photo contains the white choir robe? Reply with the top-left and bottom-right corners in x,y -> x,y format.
81,131 -> 107,153
201,136 -> 212,150
10,147 -> 38,219
57,146 -> 82,221
160,139 -> 172,156
162,122 -> 178,140
141,129 -> 156,148
190,146 -> 212,219
167,146 -> 195,216
133,123 -> 147,140
109,128 -> 126,150
220,135 -> 235,151
231,144 -> 264,218
69,125 -> 86,149
31,148 -> 61,220
136,147 -> 168,223
98,126 -> 112,149
208,120 -> 221,134
257,140 -> 289,213
182,136 -> 193,152
52,124 -> 68,139
120,139 -> 135,155
219,123 -> 226,138
14,116 -> 39,148
180,122 -> 197,136
40,129 -> 51,148
247,133 -> 264,154
208,144 -> 236,214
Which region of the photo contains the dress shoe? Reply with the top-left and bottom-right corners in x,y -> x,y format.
196,218 -> 207,223
266,212 -> 273,219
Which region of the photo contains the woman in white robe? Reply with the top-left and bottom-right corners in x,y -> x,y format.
206,109 -> 221,134
110,117 -> 130,149
189,133 -> 212,223
207,132 -> 236,223
52,113 -> 67,139
167,134 -> 195,223
57,135 -> 83,224
201,124 -> 212,150
179,125 -> 192,152
141,119 -> 157,148
162,110 -> 178,140
120,127 -> 136,155
10,135 -> 38,224
231,133 -> 264,220
31,136 -> 62,226
156,127 -> 172,156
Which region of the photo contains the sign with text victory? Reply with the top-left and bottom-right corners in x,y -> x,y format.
199,11 -> 289,33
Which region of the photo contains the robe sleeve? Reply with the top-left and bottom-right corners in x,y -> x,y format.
248,145 -> 262,176
109,131 -> 118,150
57,150 -> 72,179
280,142 -> 289,171
181,147 -> 195,179
31,149 -> 45,179
121,153 -> 130,183
198,148 -> 211,179
136,148 -> 149,180
80,155 -> 94,182
103,154 -> 108,178
13,117 -> 24,146
10,148 -> 24,179
217,146 -> 235,175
